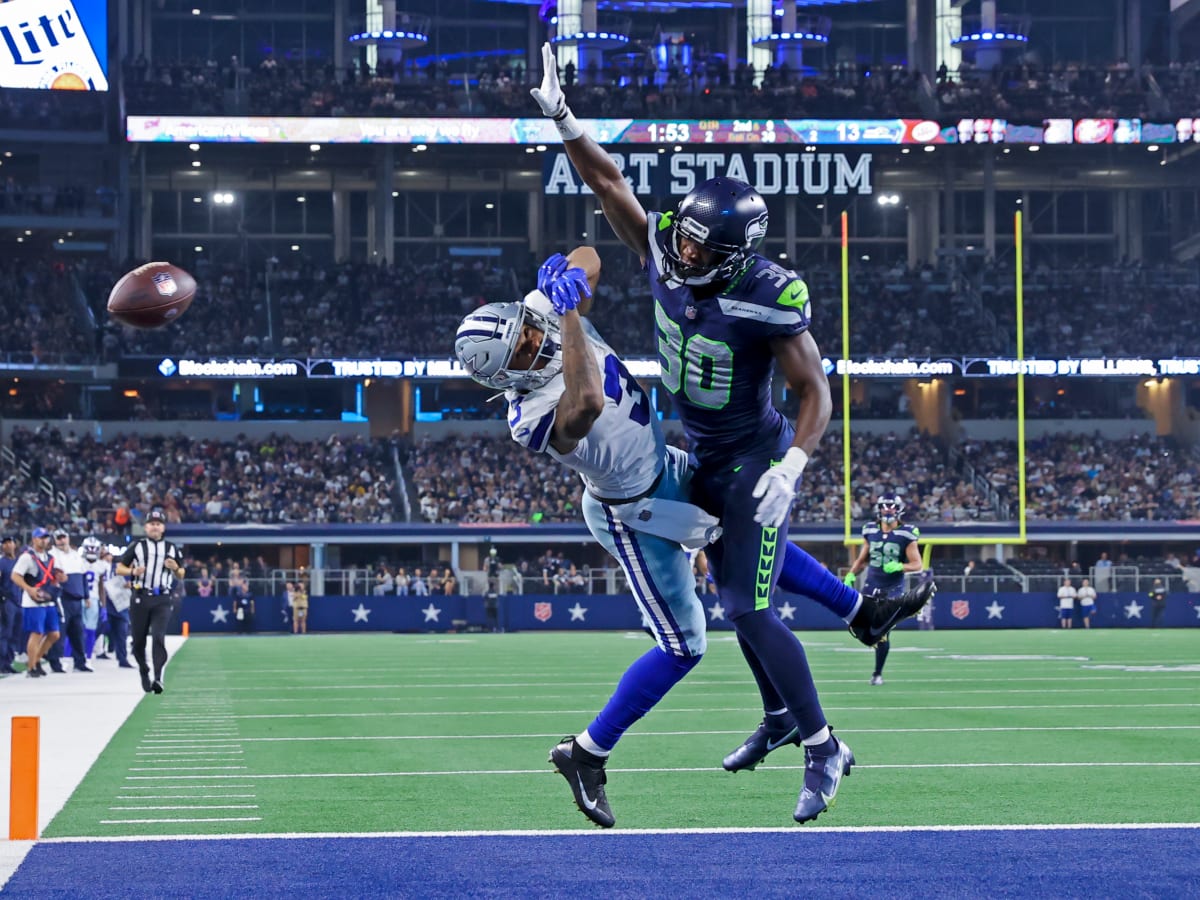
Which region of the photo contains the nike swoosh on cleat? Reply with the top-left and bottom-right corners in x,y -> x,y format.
765,727 -> 799,752
576,774 -> 599,810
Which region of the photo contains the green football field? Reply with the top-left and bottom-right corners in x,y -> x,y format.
46,628 -> 1200,838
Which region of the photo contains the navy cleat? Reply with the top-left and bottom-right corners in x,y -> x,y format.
139,669 -> 153,692
549,736 -> 615,828
849,579 -> 936,647
794,737 -> 855,824
722,715 -> 802,772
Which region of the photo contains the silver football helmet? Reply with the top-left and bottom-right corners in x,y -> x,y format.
81,536 -> 102,561
455,301 -> 563,392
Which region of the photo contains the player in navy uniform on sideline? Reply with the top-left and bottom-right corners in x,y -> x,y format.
844,495 -> 927,685
532,45 -> 934,823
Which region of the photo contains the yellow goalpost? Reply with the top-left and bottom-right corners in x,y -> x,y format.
840,210 -> 1028,555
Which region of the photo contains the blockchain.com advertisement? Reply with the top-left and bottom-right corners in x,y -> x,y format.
0,0 -> 108,90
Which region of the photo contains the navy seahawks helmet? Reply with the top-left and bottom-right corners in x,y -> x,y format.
876,494 -> 905,524
662,176 -> 769,287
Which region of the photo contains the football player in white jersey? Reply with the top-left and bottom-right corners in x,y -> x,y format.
80,537 -> 109,660
100,544 -> 134,667
456,248 -> 722,829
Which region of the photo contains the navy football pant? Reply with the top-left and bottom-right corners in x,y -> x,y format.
691,455 -> 828,740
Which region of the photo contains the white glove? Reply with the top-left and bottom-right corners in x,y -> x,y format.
752,447 -> 809,529
530,42 -> 582,140
530,42 -> 565,118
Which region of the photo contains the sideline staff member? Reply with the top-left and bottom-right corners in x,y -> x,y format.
116,509 -> 184,694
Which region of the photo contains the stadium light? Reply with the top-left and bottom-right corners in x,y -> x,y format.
310,144 -> 321,152
211,192 -> 236,205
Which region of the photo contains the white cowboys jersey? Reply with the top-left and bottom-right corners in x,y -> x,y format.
507,291 -> 664,500
86,558 -> 109,605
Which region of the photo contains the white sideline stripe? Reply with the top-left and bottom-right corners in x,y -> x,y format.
141,724 -> 1200,745
99,817 -> 263,824
106,811 -> 259,816
207,702 -> 1200,720
122,761 -> 1200,781
36,822 -> 1200,844
136,749 -> 243,754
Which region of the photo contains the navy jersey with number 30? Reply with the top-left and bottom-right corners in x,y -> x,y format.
646,211 -> 811,465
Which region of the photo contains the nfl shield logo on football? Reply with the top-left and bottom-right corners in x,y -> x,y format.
534,602 -> 553,622
152,272 -> 178,296
951,600 -> 970,620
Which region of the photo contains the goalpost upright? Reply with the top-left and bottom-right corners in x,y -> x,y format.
839,209 -> 1028,554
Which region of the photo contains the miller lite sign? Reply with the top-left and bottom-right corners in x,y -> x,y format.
0,0 -> 108,91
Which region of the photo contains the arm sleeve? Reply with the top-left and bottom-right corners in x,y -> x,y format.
120,544 -> 138,567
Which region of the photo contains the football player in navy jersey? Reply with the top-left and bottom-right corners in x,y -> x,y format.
533,45 -> 933,823
844,495 -> 927,685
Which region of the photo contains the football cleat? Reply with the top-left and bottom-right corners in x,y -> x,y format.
794,738 -> 855,824
549,736 -> 615,829
722,716 -> 802,772
849,579 -> 936,647
870,674 -> 884,686
139,670 -> 153,693
151,679 -> 164,694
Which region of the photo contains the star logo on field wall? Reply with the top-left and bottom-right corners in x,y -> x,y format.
1124,601 -> 1143,620
422,603 -> 441,623
777,602 -> 796,621
986,601 -> 1005,620
352,603 -> 371,623
568,603 -> 588,621
707,602 -> 725,622
210,604 -> 229,624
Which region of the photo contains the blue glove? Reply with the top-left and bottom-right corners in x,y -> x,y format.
547,266 -> 592,315
537,253 -> 569,296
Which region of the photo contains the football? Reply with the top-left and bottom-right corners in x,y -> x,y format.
107,262 -> 196,329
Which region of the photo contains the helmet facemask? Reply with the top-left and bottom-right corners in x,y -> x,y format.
662,214 -> 751,287
455,301 -> 564,393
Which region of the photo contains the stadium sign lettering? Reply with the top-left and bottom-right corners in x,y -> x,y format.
135,356 -> 1200,381
544,151 -> 873,196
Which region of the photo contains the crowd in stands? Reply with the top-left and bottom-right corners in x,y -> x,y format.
0,426 -> 399,535
0,181 -> 116,218
0,88 -> 106,130
121,54 -> 1200,121
1,426 -> 1194,537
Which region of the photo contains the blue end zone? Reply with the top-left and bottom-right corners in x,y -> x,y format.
6,828 -> 1196,897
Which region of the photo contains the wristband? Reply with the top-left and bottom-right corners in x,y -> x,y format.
780,446 -> 810,475
553,107 -> 583,141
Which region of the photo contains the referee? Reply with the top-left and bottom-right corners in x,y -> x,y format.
116,509 -> 184,694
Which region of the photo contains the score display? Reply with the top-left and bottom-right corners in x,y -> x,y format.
128,115 -> 1196,146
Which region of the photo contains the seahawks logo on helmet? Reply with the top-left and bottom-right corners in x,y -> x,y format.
745,211 -> 769,245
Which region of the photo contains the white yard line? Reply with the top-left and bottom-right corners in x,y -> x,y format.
122,760 -> 1200,781
130,724 -> 1196,745
98,817 -> 262,825
191,702 -> 1199,721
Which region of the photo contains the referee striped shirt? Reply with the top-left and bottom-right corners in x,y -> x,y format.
120,538 -> 182,594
